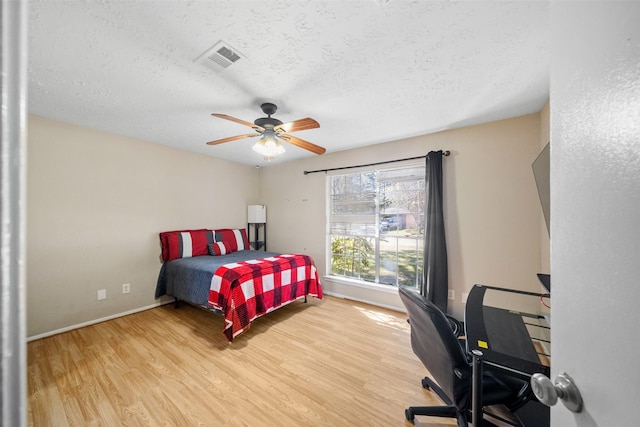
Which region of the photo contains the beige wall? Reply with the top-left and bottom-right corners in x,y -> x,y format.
27,116 -> 259,337
260,113 -> 546,319
27,110 -> 550,336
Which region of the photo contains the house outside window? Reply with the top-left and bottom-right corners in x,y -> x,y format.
327,164 -> 425,288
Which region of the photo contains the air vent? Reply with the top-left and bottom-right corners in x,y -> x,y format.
195,40 -> 245,72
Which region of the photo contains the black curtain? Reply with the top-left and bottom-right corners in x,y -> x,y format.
422,150 -> 448,312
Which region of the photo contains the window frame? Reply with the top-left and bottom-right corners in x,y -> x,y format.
325,163 -> 426,289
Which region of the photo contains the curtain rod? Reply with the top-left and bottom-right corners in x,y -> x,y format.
303,150 -> 450,175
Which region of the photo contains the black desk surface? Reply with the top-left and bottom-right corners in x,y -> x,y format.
464,284 -> 550,377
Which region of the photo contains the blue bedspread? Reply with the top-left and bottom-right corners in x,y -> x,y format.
155,250 -> 278,306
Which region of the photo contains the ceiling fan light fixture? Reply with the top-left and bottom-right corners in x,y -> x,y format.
207,103 -> 324,158
252,131 -> 285,161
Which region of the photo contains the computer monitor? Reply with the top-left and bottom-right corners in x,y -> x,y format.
537,273 -> 551,293
532,142 -> 550,235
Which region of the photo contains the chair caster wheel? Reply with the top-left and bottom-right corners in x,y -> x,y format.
421,378 -> 431,389
405,408 -> 415,423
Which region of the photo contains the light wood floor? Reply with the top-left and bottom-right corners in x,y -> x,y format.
28,295 -> 459,426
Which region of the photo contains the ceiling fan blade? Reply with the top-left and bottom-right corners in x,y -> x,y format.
206,133 -> 258,145
279,134 -> 326,155
211,113 -> 264,131
274,117 -> 320,133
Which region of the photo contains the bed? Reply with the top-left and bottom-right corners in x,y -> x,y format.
155,228 -> 323,341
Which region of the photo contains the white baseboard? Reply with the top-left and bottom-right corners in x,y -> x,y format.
28,293 -> 404,342
323,290 -> 405,313
27,300 -> 173,342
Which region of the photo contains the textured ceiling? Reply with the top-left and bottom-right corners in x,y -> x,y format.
28,1 -> 549,165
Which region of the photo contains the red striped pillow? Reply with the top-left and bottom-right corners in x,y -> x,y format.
208,241 -> 232,256
163,229 -> 214,261
160,229 -> 207,261
214,228 -> 249,252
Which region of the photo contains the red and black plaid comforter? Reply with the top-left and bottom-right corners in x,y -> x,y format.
208,254 -> 323,341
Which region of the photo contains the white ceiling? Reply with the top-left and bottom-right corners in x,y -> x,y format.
28,1 -> 549,166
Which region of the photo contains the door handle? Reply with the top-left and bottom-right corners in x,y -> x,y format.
530,372 -> 583,413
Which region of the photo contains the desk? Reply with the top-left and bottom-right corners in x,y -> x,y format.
464,285 -> 550,426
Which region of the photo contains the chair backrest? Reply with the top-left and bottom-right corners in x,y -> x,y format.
399,286 -> 471,408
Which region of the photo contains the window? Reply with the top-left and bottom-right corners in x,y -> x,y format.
327,165 -> 425,288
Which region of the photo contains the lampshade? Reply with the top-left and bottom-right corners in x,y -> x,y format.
248,205 -> 266,223
252,129 -> 285,161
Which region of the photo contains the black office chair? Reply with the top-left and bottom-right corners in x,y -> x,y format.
399,286 -> 531,426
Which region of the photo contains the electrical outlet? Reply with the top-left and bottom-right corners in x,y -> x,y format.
448,290 -> 455,300
97,289 -> 106,300
122,283 -> 130,294
461,292 -> 469,304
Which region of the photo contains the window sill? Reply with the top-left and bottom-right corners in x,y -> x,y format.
323,275 -> 401,294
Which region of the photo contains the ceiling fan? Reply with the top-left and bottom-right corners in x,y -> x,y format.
206,102 -> 325,160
